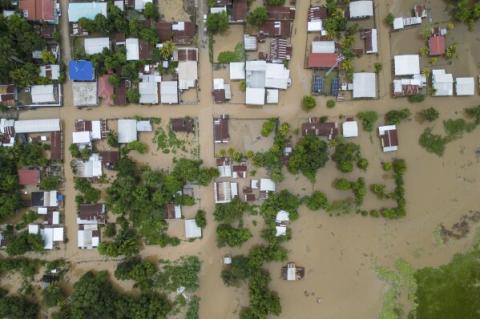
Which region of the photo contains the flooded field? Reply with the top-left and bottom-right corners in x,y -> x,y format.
4,0 -> 480,318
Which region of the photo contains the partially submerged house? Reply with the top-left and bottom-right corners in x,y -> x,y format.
245,61 -> 290,105
432,69 -> 453,96
342,120 -> 359,138
165,203 -> 182,219
68,2 -> 107,22
170,117 -> 195,134
307,5 -> 327,33
393,55 -> 424,97
456,77 -> 475,96
31,190 -> 59,207
281,262 -> 305,281
352,72 -> 377,99
394,55 -> 420,77
77,203 -> 105,249
213,115 -> 229,144
74,153 -> 103,178
378,125 -> 399,152
160,81 -> 179,104
18,168 -> 41,186
428,33 -> 446,56
302,118 -> 338,140
214,181 -> 238,204
117,119 -> 138,143
19,0 -> 58,24
84,37 -> 110,55
275,210 -> 289,237
349,0 -> 374,19
184,219 -> 202,239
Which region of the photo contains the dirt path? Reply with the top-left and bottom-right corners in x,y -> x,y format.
14,0 -> 480,318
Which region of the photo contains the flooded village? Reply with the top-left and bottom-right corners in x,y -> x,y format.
0,0 -> 480,318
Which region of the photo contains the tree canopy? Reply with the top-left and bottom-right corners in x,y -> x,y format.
287,135 -> 329,181
247,6 -> 268,27
207,12 -> 229,34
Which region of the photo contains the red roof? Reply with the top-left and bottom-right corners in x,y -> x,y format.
428,34 -> 445,56
308,53 -> 338,68
98,75 -> 114,106
19,0 -> 55,22
18,168 -> 40,186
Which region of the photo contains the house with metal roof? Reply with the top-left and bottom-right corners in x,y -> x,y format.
68,2 -> 107,22
69,60 -> 95,81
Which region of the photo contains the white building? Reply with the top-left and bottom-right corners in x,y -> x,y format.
117,119 -> 137,143
455,77 -> 475,96
311,41 -> 335,54
214,181 -> 238,203
72,82 -> 98,107
139,79 -> 159,104
126,38 -> 140,61
14,119 -> 61,133
178,61 -> 198,90
230,62 -> 245,80
352,72 -> 377,98
160,81 -> 179,104
432,69 -> 453,96
246,87 -> 265,105
76,153 -> 102,178
78,224 -> 99,249
84,37 -> 110,55
394,55 -> 420,76
349,1 -> 373,19
68,2 -> 107,22
342,120 -> 359,138
184,219 -> 202,239
31,85 -> 56,104
134,0 -> 152,11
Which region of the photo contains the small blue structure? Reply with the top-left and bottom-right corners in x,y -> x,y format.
69,60 -> 95,81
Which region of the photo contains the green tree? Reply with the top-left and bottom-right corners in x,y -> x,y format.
302,95 -> 316,111
287,135 -> 329,181
39,175 -> 61,191
261,118 -> 277,137
326,99 -> 336,108
143,2 -> 159,20
216,224 -> 252,247
221,255 -> 252,286
207,12 -> 229,34
195,210 -> 207,228
214,198 -> 251,223
155,256 -> 201,292
374,62 -> 383,73
247,6 -> 268,27
107,131 -> 119,147
357,111 -> 378,132
331,141 -> 361,173
42,284 -> 65,307
0,290 -> 38,319
304,191 -> 329,210
408,94 -> 426,103
126,88 -> 140,103
6,232 -> 44,256
266,0 -> 285,5
420,107 -> 439,122
384,13 -> 394,26
385,108 -> 411,125
158,40 -> 175,60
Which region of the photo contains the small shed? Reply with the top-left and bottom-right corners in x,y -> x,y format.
246,87 -> 265,105
455,77 -> 475,96
342,121 -> 359,138
126,38 -> 140,61
230,62 -> 245,80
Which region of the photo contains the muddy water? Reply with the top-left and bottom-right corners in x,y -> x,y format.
10,0 -> 480,317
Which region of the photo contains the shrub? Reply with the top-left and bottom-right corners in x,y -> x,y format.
261,118 -> 277,137
370,184 -> 388,199
239,80 -> 246,92
216,224 -> 252,247
420,107 -> 439,122
382,162 -> 393,171
334,178 -> 351,190
374,62 -> 383,73
357,111 -> 378,132
419,128 -> 447,156
247,6 -> 268,27
207,12 -> 229,34
126,88 -> 140,103
195,210 -> 207,229
104,223 -> 116,237
302,96 -> 316,111
39,175 -> 61,191
384,13 -> 394,26
408,94 -> 425,103
357,158 -> 368,171
326,99 -> 336,108
304,191 -> 329,210
385,108 -> 411,125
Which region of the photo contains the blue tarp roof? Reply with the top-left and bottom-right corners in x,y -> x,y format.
69,60 -> 95,81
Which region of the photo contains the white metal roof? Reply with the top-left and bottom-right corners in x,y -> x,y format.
224,84 -> 231,100
185,219 -> 202,239
276,225 -> 287,237
214,181 -> 232,203
136,120 -> 152,132
84,37 -> 110,55
72,131 -> 92,144
210,6 -> 226,14
366,29 -> 378,53
265,63 -> 290,90
349,1 -> 373,18
308,20 -> 322,32
118,119 -> 137,143
213,78 -> 225,90
260,178 -> 275,192
266,89 -> 279,104
246,60 -> 267,72
244,34 -> 257,51
134,0 -> 152,10
72,81 -> 97,106
126,38 -> 140,61
456,77 -> 475,96
230,62 -> 245,80
114,0 -> 124,10
139,81 -> 159,104
41,227 -> 54,249
353,72 -> 377,98
178,61 -> 198,90
31,85 -> 55,103
78,153 -> 102,178
312,41 -> 335,54
14,119 -> 60,133
28,224 -> 39,234
342,121 -> 359,137
77,228 -> 99,249
160,81 -> 178,104
246,87 -> 265,105
91,120 -> 101,139
394,55 -> 420,76
45,191 -> 58,207
393,17 -> 404,30
68,2 -> 107,22
53,227 -> 64,241
39,65 -> 60,80
52,211 -> 60,225
432,69 -> 453,96
276,210 -> 290,223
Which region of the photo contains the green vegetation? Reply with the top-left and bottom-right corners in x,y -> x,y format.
38,175 -> 61,191
331,140 -> 362,173
0,289 -> 39,319
376,259 -> 417,319
0,15 -> 46,87
357,111 -> 378,132
419,105 -> 480,156
265,0 -> 285,5
217,42 -> 245,63
384,13 -> 394,26
115,257 -> 156,289
261,118 -> 277,137
324,1 -> 347,38
42,284 -> 65,307
302,95 -> 317,111
333,177 -> 367,206
106,157 -> 217,247
385,108 -> 411,125
98,226 -> 140,257
107,131 -> 119,147
408,94 -> 426,103
207,12 -> 229,34
415,241 -> 480,319
126,88 -> 140,103
447,0 -> 480,27
326,99 -> 336,109
74,178 -> 101,205
195,210 -> 207,229
287,135 -> 329,181
156,256 -> 201,292
143,2 -> 159,20
104,223 -> 116,237
186,296 -> 200,319
0,149 -> 22,221
419,107 -> 439,122
69,143 -> 92,161
304,191 -> 329,211
214,198 -> 251,224
0,257 -> 43,278
374,62 -> 383,73
247,6 -> 268,27
5,231 -> 44,256
124,140 -> 148,154
216,224 -> 252,247
370,183 -> 390,199
153,127 -> 186,154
